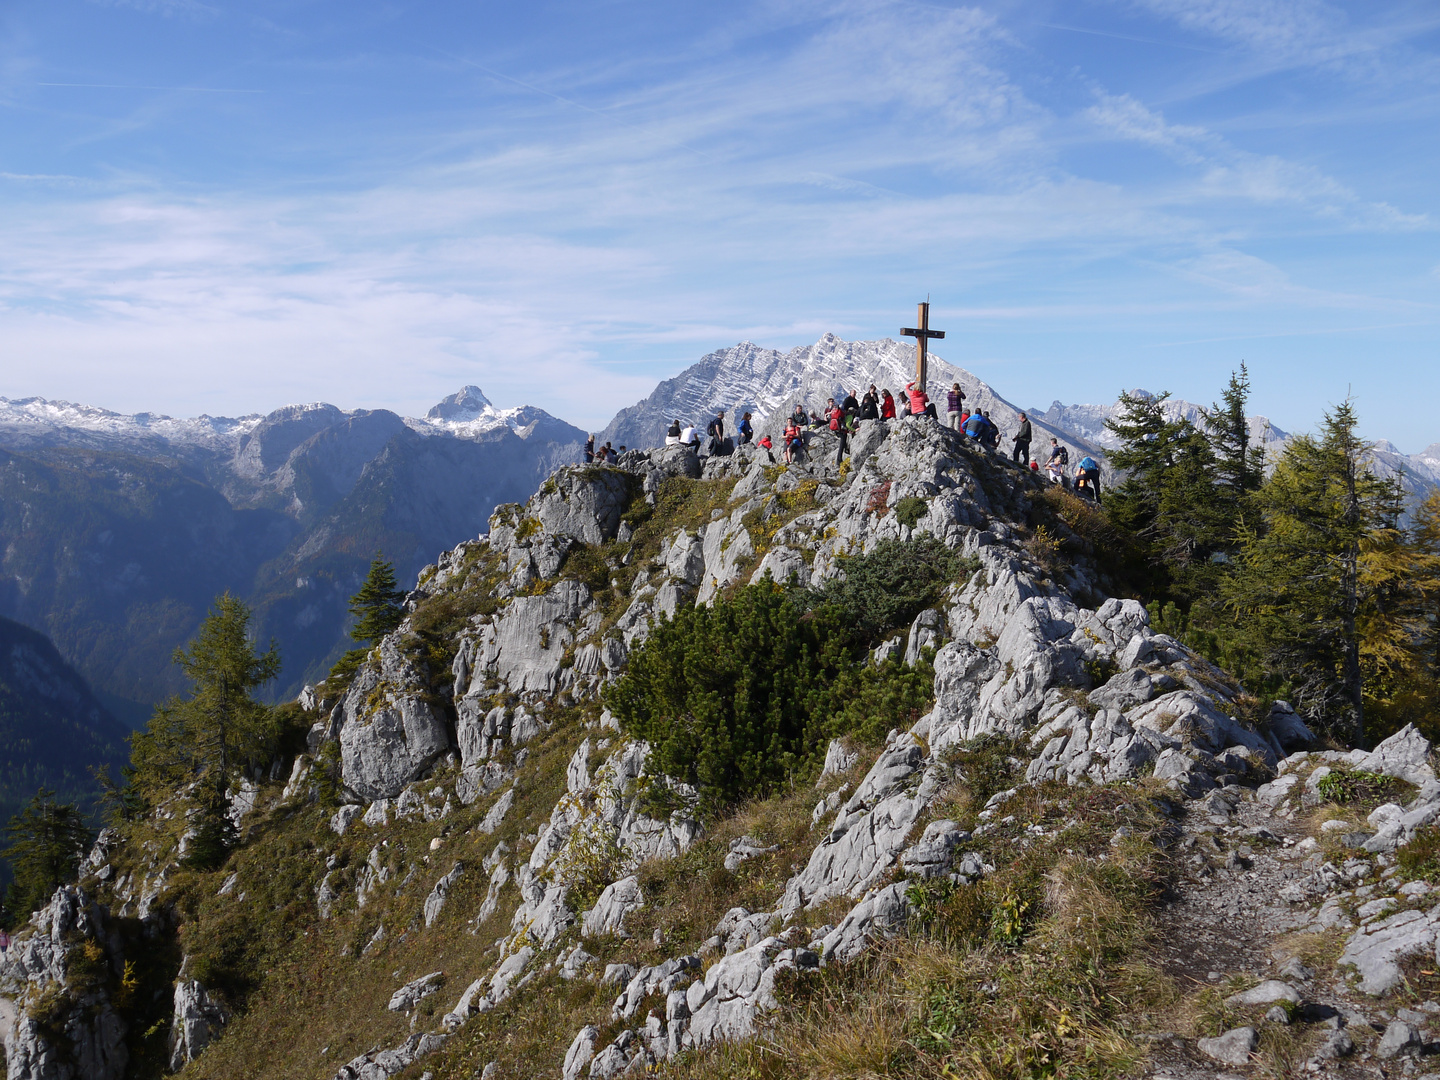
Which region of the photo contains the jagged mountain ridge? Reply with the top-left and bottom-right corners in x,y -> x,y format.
597,333 -> 1108,462
0,388 -> 586,715
9,418 -> 1408,1079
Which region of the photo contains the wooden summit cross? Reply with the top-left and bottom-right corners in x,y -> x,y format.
901,302 -> 945,389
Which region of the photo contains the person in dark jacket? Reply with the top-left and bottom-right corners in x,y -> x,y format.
1012,412 -> 1032,465
842,389 -> 860,414
738,412 -> 753,444
584,434 -> 595,463
860,385 -> 879,420
666,419 -> 682,445
984,411 -> 1002,450
791,404 -> 808,429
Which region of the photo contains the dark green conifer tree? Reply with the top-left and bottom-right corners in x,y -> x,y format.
349,555 -> 406,646
1223,401 -> 1402,744
1,790 -> 92,925
130,595 -> 282,863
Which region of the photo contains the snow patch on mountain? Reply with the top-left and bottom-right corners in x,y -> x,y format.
0,386 -> 577,450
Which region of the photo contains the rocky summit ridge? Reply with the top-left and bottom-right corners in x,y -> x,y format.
5,415 -> 1440,1079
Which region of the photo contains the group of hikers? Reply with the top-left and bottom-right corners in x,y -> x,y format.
582,379 -> 1103,502
582,436 -> 629,465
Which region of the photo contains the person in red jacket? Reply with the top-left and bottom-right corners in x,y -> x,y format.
880,389 -> 897,419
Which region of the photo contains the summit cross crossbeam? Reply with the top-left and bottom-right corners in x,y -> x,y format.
901,302 -> 945,389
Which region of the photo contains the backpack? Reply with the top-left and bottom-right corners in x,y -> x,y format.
829,410 -> 840,432
1079,456 -> 1099,472
1056,446 -> 1069,465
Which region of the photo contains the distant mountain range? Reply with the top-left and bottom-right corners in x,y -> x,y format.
0,388 -> 584,720
0,614 -> 128,825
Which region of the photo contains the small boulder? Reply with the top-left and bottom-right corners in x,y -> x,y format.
1224,980 -> 1300,1009
1196,1026 -> 1257,1066
1375,1019 -> 1422,1060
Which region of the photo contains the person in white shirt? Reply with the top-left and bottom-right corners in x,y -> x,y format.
679,424 -> 697,447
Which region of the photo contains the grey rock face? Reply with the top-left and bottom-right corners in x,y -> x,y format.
532,468 -> 634,545
1337,907 -> 1440,995
582,876 -> 645,938
903,608 -> 944,666
781,734 -> 929,914
563,1027 -> 601,1080
0,887 -> 128,1080
167,980 -> 230,1070
1376,1019 -> 1422,1059
387,971 -> 444,1013
338,639 -> 451,801
424,863 -> 464,928
472,580 -> 593,695
899,820 -> 968,880
820,883 -> 911,963
1224,980 -> 1299,1008
1351,723 -> 1436,785
331,1032 -> 448,1080
1196,1026 -> 1257,1066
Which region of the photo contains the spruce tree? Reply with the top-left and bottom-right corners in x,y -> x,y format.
130,594 -> 282,815
1223,402 -> 1401,744
1,790 -> 92,925
349,555 -> 406,646
1205,362 -> 1266,501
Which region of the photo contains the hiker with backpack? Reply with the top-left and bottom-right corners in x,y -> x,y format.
1075,455 -> 1102,503
1012,412 -> 1032,465
946,383 -> 965,430
706,411 -> 727,455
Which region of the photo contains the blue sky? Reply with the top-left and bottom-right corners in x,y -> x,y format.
1,1 -> 1437,450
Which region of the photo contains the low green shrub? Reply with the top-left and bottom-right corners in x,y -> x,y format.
893,496 -> 928,529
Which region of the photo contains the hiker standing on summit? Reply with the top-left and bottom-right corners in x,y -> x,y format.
1012,412 -> 1032,465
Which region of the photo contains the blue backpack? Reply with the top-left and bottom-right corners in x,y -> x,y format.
1079,456 -> 1099,472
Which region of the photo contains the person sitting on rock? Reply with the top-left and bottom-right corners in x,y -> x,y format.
880,389 -> 897,419
665,420 -> 681,445
603,441 -> 618,464
757,433 -> 775,463
905,380 -> 937,420
790,404 -> 808,429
